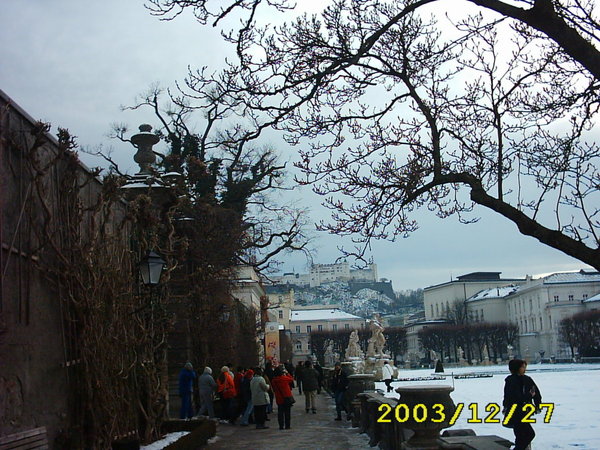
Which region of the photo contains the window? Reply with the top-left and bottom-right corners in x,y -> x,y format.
278,310 -> 283,319
295,326 -> 300,333
295,341 -> 302,351
431,305 -> 434,317
480,310 -> 484,321
318,325 -> 323,331
583,294 -> 588,300
345,324 -> 350,330
332,324 -> 338,331
307,343 -> 311,350
539,317 -> 543,330
306,325 -> 312,333
568,295 -> 574,301
554,295 -> 559,302
529,299 -> 532,311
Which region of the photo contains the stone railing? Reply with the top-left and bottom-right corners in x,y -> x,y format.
352,388 -> 513,449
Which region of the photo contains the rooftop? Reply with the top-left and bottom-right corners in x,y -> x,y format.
542,270 -> 600,284
290,308 -> 364,322
467,285 -> 520,302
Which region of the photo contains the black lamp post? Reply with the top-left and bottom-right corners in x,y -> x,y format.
139,251 -> 166,286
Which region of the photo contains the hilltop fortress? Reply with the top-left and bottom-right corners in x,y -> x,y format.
272,261 -> 378,288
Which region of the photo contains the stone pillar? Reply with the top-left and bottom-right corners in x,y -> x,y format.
395,385 -> 456,450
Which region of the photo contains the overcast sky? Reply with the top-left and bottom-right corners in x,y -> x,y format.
0,0 -> 592,290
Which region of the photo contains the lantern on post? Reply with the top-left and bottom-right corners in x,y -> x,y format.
139,251 -> 166,286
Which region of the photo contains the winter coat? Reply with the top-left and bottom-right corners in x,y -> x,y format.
295,364 -> 304,381
331,369 -> 349,393
271,374 -> 295,405
178,368 -> 196,397
382,364 -> 394,380
217,371 -> 237,399
250,375 -> 270,406
198,372 -> 217,395
503,374 -> 542,424
301,368 -> 320,391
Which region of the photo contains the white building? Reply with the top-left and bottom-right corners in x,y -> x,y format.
289,308 -> 367,364
424,272 -> 526,321
272,261 -> 378,287
419,270 -> 600,362
504,270 -> 600,359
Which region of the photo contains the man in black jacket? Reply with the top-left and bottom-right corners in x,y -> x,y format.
503,359 -> 542,450
331,362 -> 349,421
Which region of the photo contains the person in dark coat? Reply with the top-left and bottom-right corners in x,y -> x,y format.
264,361 -> 275,414
314,362 -> 324,394
301,361 -> 320,413
503,359 -> 542,450
271,366 -> 295,430
295,361 -> 305,394
178,362 -> 197,419
239,369 -> 254,426
330,362 -> 349,420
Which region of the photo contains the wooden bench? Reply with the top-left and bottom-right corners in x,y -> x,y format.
0,427 -> 48,450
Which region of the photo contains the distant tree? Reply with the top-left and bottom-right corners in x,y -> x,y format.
560,311 -> 600,357
383,326 -> 408,362
444,300 -> 469,325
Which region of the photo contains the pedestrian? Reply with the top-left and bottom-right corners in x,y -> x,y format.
234,367 -> 245,417
331,362 -> 349,421
250,367 -> 270,429
264,361 -> 275,414
301,360 -> 319,414
271,366 -> 295,430
295,361 -> 305,395
503,359 -> 542,450
239,369 -> 254,426
197,366 -> 217,418
217,365 -> 237,424
178,362 -> 197,419
314,362 -> 324,394
284,360 -> 295,377
382,360 -> 394,393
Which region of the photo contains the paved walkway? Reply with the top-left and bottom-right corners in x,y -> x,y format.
205,391 -> 371,449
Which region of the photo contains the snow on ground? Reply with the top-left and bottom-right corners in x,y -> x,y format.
140,432 -> 190,450
377,363 -> 600,449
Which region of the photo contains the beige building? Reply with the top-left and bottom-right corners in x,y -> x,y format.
424,272 -> 526,321
289,308 -> 367,363
423,270 -> 600,361
265,285 -> 295,330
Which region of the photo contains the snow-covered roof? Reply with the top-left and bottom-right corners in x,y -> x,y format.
290,308 -> 364,322
583,292 -> 600,303
543,271 -> 600,284
467,285 -> 519,302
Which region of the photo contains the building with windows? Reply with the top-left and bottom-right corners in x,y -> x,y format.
272,261 -> 378,287
424,272 -> 526,321
264,285 -> 295,330
422,270 -> 600,361
289,308 -> 367,363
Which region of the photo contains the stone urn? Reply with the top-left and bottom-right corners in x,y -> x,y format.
395,385 -> 456,449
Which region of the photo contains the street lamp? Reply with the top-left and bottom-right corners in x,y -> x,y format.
139,251 -> 166,286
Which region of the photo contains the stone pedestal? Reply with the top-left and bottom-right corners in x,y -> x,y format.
347,373 -> 375,417
395,385 -> 456,450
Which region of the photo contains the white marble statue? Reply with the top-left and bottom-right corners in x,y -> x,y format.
367,318 -> 386,357
345,330 -> 363,359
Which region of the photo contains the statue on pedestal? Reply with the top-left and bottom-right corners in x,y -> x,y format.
367,318 -> 386,357
345,330 -> 363,359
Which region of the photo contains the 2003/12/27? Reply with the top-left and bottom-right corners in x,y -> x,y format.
377,403 -> 555,425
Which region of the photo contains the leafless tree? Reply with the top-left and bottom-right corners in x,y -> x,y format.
144,0 -> 600,269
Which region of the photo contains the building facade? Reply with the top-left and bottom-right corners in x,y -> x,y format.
272,261 -> 378,287
289,308 -> 367,363
424,272 -> 526,321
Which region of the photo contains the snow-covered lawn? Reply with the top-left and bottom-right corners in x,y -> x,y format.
377,363 -> 600,449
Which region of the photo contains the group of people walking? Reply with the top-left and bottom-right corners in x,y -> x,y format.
178,359 -> 352,430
